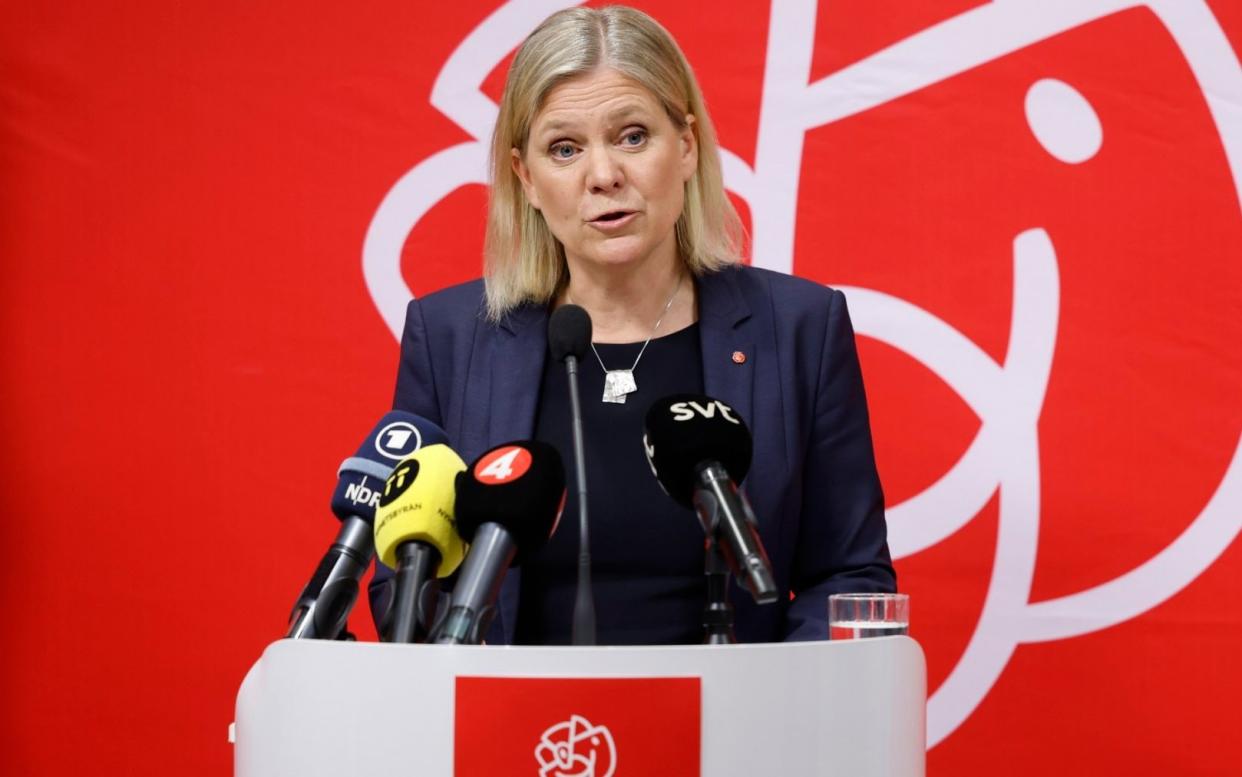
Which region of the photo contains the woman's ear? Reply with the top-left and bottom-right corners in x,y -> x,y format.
511,148 -> 542,210
679,115 -> 698,181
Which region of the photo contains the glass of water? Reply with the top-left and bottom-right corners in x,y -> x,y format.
828,593 -> 909,640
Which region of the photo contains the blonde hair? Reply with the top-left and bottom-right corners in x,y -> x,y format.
483,5 -> 743,320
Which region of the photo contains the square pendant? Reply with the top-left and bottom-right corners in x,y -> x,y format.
603,370 -> 637,404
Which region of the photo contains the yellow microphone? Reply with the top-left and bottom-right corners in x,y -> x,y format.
373,443 -> 468,643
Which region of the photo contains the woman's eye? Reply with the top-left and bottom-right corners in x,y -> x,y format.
622,130 -> 647,146
550,143 -> 576,159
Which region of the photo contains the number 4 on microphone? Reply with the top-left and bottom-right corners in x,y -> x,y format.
474,446 -> 533,483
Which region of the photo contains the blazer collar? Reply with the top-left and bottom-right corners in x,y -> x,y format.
496,298 -> 547,336
697,267 -> 755,431
482,302 -> 549,452
697,265 -> 752,329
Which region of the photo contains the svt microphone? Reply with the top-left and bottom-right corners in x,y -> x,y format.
432,441 -> 566,645
285,410 -> 448,640
548,304 -> 597,645
643,394 -> 779,604
373,443 -> 468,643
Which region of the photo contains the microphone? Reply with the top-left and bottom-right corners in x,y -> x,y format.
432,441 -> 566,645
286,411 -> 448,640
547,304 -> 597,645
372,443 -> 468,643
643,394 -> 779,604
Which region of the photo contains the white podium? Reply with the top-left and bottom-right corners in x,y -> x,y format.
234,637 -> 925,776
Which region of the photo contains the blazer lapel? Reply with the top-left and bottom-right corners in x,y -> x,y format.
698,268 -> 755,435
699,268 -> 791,580
485,303 -> 549,448
480,301 -> 548,645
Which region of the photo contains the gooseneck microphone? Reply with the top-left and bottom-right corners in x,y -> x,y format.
286,411 -> 448,640
432,441 -> 566,645
372,443 -> 468,643
547,304 -> 597,645
643,394 -> 779,605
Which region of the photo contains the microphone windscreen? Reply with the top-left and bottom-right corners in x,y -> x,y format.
373,444 -> 468,574
643,394 -> 753,506
332,411 -> 450,522
548,304 -> 592,362
455,441 -> 566,564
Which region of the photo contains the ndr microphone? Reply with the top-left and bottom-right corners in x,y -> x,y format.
433,441 -> 566,645
372,444 -> 468,643
643,394 -> 779,604
286,411 -> 448,640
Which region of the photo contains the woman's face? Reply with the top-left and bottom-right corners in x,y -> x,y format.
513,68 -> 698,278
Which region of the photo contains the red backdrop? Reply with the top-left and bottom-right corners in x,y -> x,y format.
2,1 -> 1240,774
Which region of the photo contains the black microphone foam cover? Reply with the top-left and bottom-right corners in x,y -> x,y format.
454,440 -> 566,564
643,394 -> 753,506
548,304 -> 592,362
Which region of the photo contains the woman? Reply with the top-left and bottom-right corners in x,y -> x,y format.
385,6 -> 894,644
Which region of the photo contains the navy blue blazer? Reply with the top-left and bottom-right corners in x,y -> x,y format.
388,264 -> 895,642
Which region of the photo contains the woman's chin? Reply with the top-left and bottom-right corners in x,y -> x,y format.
571,239 -> 675,274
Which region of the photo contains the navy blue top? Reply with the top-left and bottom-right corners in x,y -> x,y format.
516,323 -> 707,645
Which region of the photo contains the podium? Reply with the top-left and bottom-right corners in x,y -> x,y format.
234,637 -> 925,775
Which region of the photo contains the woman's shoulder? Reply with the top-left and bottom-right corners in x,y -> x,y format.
411,278 -> 552,330
410,278 -> 488,321
705,263 -> 846,316
403,279 -> 504,345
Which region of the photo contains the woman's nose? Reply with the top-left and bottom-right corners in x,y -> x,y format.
584,147 -> 624,192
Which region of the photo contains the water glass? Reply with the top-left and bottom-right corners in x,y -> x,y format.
828,593 -> 909,640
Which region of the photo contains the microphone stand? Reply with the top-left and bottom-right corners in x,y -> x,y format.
388,543 -> 440,643
702,538 -> 736,644
566,353 -> 597,645
549,303 -> 597,646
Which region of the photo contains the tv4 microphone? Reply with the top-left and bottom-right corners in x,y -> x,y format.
643,394 -> 779,604
548,304 -> 597,645
432,441 -> 566,645
286,411 -> 448,640
372,443 -> 468,643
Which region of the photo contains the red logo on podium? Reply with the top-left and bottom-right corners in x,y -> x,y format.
454,676 -> 701,776
535,714 -> 616,777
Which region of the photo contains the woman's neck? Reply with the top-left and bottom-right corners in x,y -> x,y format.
560,259 -> 696,343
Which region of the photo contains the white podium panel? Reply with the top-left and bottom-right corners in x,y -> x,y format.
234,637 -> 925,776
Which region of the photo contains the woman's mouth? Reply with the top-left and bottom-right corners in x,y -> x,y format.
588,210 -> 637,230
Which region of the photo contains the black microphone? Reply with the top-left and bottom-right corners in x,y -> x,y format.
432,441 -> 566,645
643,394 -> 779,604
548,304 -> 597,645
286,411 -> 449,639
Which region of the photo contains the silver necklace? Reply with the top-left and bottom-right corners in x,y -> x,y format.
573,273 -> 683,404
